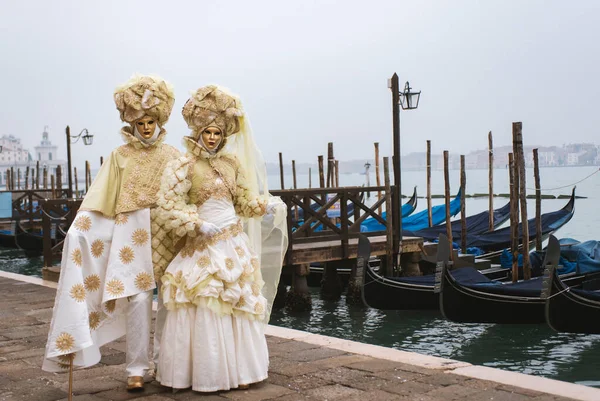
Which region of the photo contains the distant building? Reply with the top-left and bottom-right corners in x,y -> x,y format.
0,127 -> 66,188
566,151 -> 586,166
34,128 -> 58,162
539,151 -> 557,166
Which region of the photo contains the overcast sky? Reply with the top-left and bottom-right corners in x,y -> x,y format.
1,0 -> 599,168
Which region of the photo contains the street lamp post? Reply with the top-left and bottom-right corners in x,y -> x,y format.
66,126 -> 94,198
388,73 -> 420,272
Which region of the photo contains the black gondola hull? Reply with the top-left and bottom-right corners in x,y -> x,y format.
439,266 -> 545,324
0,232 -> 17,249
439,262 -> 600,324
362,262 -> 439,310
545,266 -> 600,334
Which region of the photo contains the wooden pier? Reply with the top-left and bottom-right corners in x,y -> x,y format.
0,189 -> 69,227
271,186 -> 422,265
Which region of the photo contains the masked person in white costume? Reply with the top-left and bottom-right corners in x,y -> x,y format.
153,85 -> 287,392
42,74 -> 180,392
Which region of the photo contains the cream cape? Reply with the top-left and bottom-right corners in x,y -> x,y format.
42,128 -> 180,372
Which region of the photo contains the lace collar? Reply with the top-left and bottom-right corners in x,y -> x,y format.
120,126 -> 167,149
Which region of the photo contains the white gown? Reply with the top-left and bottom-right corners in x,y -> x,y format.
157,185 -> 269,392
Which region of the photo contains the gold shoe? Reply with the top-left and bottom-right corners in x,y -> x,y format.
237,384 -> 250,390
126,376 -> 144,392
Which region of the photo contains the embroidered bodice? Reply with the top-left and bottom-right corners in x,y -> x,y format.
152,137 -> 268,276
79,127 -> 180,217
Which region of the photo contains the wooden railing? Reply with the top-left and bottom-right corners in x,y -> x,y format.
270,185 -> 393,265
41,199 -> 81,267
0,189 -> 70,224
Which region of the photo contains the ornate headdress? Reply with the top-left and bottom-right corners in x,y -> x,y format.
181,85 -> 244,140
113,74 -> 175,126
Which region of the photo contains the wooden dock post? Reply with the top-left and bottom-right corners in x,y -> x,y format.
17,168 -> 21,190
321,258 -> 343,301
318,156 -> 325,189
278,152 -> 285,189
460,155 -> 467,254
308,168 -> 312,188
25,167 -> 30,189
488,131 -> 494,231
514,122 -> 531,280
533,148 -> 542,251
43,167 -> 48,189
36,161 -> 40,189
321,143 -> 343,300
85,161 -> 90,192
51,175 -> 55,199
292,160 -> 298,221
74,167 -> 79,198
427,140 -> 432,227
326,143 -> 334,188
335,160 -> 340,187
443,151 -> 453,261
30,168 -> 34,191
509,153 -> 519,282
375,142 -> 382,214
286,262 -> 312,311
273,279 -> 288,310
383,157 -> 394,275
56,165 -> 62,191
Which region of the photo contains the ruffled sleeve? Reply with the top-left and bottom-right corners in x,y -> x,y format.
153,156 -> 202,240
150,156 -> 200,279
234,159 -> 268,218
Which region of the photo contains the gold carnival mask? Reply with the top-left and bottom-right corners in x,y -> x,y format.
200,126 -> 223,151
134,115 -> 157,139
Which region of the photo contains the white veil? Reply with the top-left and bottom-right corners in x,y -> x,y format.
218,86 -> 288,322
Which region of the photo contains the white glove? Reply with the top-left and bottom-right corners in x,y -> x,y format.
199,221 -> 221,236
266,200 -> 284,215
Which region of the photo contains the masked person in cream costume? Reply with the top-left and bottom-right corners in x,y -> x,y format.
153,85 -> 287,392
42,74 -> 180,391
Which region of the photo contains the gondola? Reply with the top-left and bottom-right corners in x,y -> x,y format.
466,187 -> 576,259
400,186 -> 418,218
14,220 -> 45,257
406,200 -> 511,241
361,234 -> 509,310
362,188 -> 461,233
437,235 -> 600,324
543,263 -> 600,334
0,229 -> 17,249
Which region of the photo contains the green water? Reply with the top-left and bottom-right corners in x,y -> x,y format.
0,249 -> 44,277
269,289 -> 600,388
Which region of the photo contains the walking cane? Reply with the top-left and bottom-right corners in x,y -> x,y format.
68,354 -> 74,401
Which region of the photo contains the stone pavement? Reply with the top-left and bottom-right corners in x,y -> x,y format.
0,274 -> 597,401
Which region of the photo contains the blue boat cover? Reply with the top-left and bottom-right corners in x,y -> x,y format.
463,197 -> 574,253
0,193 -> 12,219
389,266 -> 491,286
557,238 -> 600,275
406,201 -> 511,241
361,188 -> 462,233
460,274 -> 545,297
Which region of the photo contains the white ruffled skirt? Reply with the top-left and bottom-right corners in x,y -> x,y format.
157,198 -> 269,391
157,305 -> 268,391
